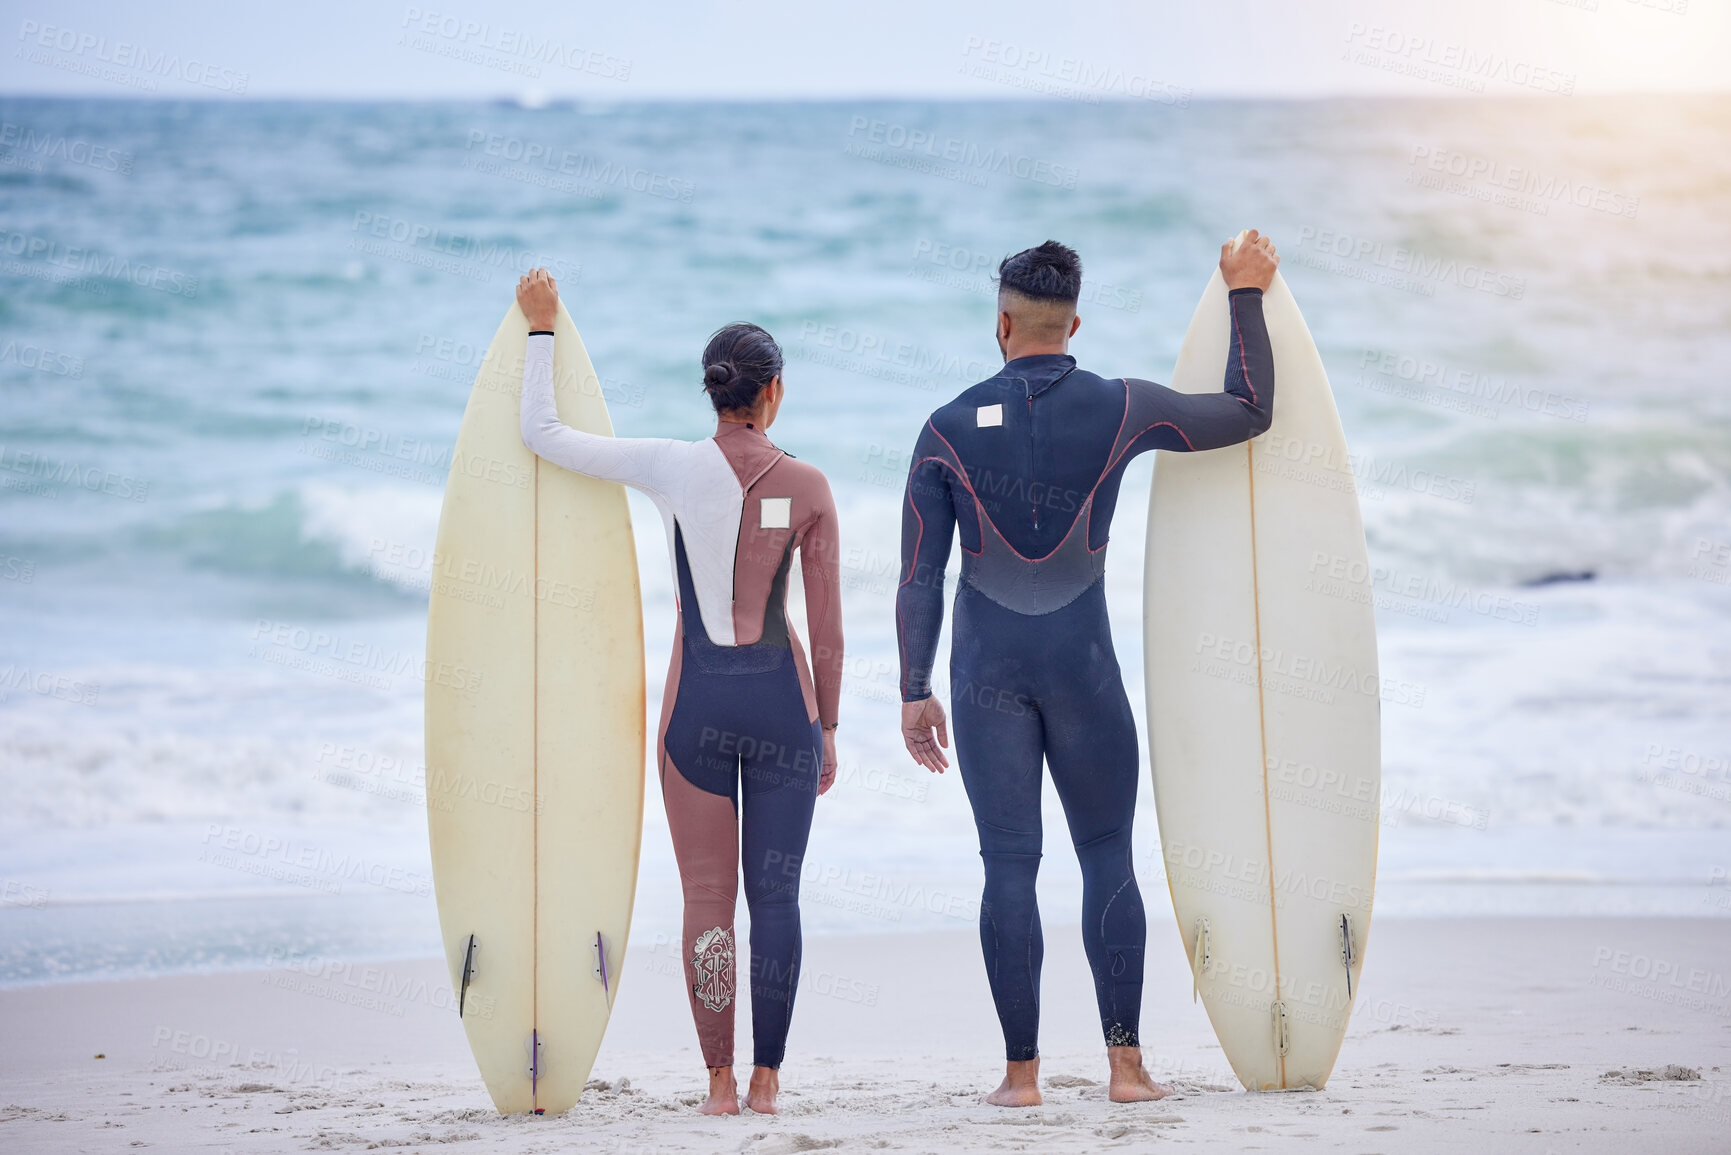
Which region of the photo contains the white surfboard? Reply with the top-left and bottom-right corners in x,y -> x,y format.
1144,244 -> 1380,1091
425,300 -> 645,1114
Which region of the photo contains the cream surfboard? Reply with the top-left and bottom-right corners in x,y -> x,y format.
425,300 -> 645,1114
1144,240 -> 1379,1091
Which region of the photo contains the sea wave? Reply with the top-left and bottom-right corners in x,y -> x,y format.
2,94 -> 1729,949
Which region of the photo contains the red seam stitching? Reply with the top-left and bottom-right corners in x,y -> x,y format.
927,426 -> 1098,565
907,449 -> 985,559
896,498 -> 925,698
1231,295 -> 1257,407
1106,421 -> 1197,471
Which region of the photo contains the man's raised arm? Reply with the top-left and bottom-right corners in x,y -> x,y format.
1119,230 -> 1281,456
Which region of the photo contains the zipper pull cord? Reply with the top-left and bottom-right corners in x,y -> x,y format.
1025,364 -> 1076,532
1027,389 -> 1039,530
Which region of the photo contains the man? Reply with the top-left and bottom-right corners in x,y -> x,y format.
896,234 -> 1279,1105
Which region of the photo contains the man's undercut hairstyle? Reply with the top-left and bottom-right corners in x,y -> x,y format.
996,241 -> 1082,344
997,240 -> 1083,305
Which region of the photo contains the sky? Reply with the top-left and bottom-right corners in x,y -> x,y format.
0,0 -> 1725,101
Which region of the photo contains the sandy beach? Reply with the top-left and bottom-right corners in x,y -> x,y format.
3,917 -> 1727,1152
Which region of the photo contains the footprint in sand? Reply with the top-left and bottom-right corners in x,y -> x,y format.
740,1133 -> 843,1154
1601,1065 -> 1701,1084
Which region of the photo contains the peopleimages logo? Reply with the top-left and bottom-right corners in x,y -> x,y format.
1357,347 -> 1589,422
0,338 -> 84,378
0,120 -> 133,174
1589,947 -> 1731,1011
844,116 -> 1079,189
0,443 -> 150,502
1191,631 -> 1426,708
247,619 -> 483,697
0,664 -> 100,706
398,8 -> 631,80
795,319 -> 996,388
15,20 -> 250,93
1342,23 -> 1576,96
0,228 -> 199,298
200,825 -> 433,897
1407,146 -> 1639,220
348,211 -> 578,282
958,36 -> 1192,107
462,131 -> 694,202
1292,227 -> 1525,299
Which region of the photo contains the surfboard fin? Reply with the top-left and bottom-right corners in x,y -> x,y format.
1271,1000 -> 1290,1059
1339,914 -> 1356,1000
593,931 -> 611,999
458,934 -> 478,1018
526,1030 -> 543,1096
1190,918 -> 1211,1004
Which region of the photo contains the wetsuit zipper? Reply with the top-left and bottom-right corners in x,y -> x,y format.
730,447 -> 788,613
1027,389 -> 1038,530
1026,364 -> 1078,533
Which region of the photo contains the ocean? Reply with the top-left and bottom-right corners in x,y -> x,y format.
2,95 -> 1728,986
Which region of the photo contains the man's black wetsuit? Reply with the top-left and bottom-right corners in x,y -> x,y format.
896,287 -> 1276,1060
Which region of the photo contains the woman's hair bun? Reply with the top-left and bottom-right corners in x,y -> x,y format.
703,361 -> 735,391
699,323 -> 783,417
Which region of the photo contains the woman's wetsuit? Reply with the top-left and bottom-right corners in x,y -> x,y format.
521,332 -> 843,1069
896,288 -> 1275,1060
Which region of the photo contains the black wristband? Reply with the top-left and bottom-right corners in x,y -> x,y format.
528,330 -> 554,337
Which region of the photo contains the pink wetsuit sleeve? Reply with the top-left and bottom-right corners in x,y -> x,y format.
800,475 -> 844,729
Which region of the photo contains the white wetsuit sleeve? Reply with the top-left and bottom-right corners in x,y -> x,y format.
519,332 -> 674,496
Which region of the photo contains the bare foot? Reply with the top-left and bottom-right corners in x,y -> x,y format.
698,1066 -> 739,1115
985,1057 -> 1043,1107
1107,1046 -> 1174,1103
745,1065 -> 779,1114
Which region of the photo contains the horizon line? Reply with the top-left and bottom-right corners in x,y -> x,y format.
3,89 -> 1728,104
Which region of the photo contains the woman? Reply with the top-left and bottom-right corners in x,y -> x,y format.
514,268 -> 843,1116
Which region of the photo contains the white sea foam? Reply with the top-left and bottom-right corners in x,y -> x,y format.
297,483 -> 442,592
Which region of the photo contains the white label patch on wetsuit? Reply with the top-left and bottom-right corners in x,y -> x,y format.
759,497 -> 791,529
977,404 -> 1003,427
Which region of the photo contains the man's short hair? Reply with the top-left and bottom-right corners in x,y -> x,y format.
996,241 -> 1083,305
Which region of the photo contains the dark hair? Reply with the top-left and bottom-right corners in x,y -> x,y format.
997,240 -> 1083,304
701,322 -> 782,415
